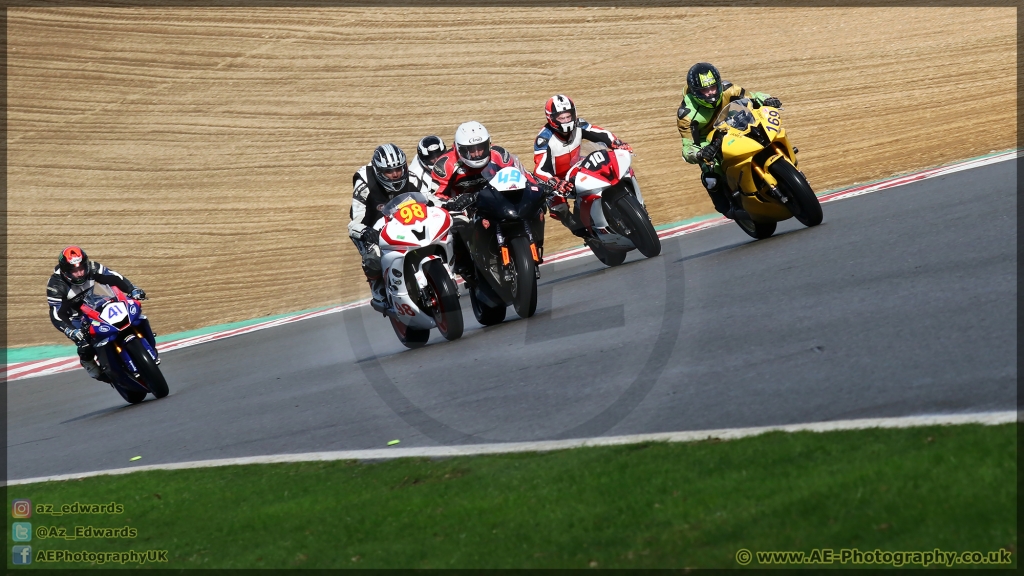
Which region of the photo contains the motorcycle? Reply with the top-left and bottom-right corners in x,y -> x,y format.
560,146 -> 661,266
702,97 -> 823,239
374,191 -> 463,348
454,166 -> 547,325
78,283 -> 168,404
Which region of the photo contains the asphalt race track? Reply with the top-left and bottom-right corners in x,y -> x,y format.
7,160 -> 1017,481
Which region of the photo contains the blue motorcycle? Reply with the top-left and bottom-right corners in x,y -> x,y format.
78,284 -> 168,404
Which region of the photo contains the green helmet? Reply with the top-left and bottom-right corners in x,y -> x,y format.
687,62 -> 723,109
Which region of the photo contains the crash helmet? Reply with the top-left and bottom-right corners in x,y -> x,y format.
371,143 -> 409,194
545,94 -> 578,138
58,245 -> 91,285
687,63 -> 724,108
454,121 -> 491,170
416,135 -> 446,169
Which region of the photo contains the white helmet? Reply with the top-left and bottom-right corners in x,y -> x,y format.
454,121 -> 491,170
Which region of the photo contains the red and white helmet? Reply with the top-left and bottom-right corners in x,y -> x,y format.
454,121 -> 492,170
545,94 -> 578,138
58,245 -> 91,285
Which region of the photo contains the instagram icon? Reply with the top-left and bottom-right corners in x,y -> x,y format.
12,499 -> 32,518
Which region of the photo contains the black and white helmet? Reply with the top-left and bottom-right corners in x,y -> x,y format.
416,135 -> 446,169
371,143 -> 409,193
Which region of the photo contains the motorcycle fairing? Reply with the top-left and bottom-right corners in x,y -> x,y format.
710,101 -> 801,222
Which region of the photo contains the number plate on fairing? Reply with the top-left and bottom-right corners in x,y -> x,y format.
102,302 -> 129,324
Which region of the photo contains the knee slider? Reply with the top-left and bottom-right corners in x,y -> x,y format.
701,173 -> 719,192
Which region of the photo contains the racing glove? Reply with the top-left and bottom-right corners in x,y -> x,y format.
761,97 -> 782,108
130,288 -> 147,300
611,139 -> 633,153
360,227 -> 380,246
696,144 -> 718,164
64,327 -> 86,344
548,178 -> 574,196
443,194 -> 476,213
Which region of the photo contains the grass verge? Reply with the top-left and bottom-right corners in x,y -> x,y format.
7,423 -> 1016,569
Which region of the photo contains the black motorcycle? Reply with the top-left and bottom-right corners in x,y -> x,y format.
451,166 -> 549,326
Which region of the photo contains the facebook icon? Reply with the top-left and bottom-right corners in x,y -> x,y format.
12,545 -> 32,565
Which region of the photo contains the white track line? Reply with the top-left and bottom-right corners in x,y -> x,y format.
6,411 -> 1016,486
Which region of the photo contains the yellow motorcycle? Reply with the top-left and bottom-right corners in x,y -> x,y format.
701,98 -> 822,239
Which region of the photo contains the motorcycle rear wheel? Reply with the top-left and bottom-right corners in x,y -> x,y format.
509,236 -> 538,319
736,217 -> 777,239
469,286 -> 506,326
125,337 -> 169,398
423,259 -> 464,341
586,238 -> 627,267
113,382 -> 147,405
389,316 -> 430,349
612,194 -> 661,258
770,160 -> 823,227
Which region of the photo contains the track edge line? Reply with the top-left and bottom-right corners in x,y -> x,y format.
6,410 -> 1017,486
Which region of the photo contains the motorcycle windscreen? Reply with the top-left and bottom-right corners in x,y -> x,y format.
487,167 -> 528,192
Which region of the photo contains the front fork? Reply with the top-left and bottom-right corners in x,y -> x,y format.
135,316 -> 160,364
495,223 -> 541,282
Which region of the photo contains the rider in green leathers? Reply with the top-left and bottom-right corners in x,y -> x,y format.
677,62 -> 781,219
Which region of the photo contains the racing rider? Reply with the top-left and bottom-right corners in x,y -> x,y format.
47,246 -> 149,383
677,62 -> 781,219
533,94 -> 633,236
408,135 -> 447,194
431,120 -> 543,273
349,143 -> 436,311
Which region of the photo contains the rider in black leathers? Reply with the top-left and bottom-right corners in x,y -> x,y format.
46,246 -> 149,382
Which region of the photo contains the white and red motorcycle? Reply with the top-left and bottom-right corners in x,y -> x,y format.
372,192 -> 463,348
559,147 -> 661,266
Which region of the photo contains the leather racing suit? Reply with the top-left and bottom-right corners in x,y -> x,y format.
677,82 -> 774,215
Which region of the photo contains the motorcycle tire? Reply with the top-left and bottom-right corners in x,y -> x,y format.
585,237 -> 627,267
613,194 -> 661,258
736,217 -> 777,239
124,337 -> 169,398
113,382 -> 147,405
389,316 -> 430,349
470,287 -> 506,326
509,236 -> 538,319
770,160 -> 823,227
423,259 -> 464,341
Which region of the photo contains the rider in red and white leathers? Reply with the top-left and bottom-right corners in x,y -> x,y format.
533,95 -> 632,236
432,121 -> 543,273
432,123 -> 534,201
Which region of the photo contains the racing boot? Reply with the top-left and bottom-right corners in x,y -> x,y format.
563,205 -> 592,239
80,356 -> 112,384
548,196 -> 570,222
726,190 -> 751,222
548,196 -> 585,238
702,172 -> 733,218
368,276 -> 388,314
450,232 -> 476,280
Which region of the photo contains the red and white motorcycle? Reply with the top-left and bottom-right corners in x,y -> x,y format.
373,192 -> 463,348
559,147 -> 661,266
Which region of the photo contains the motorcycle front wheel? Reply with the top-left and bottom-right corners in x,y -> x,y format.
423,259 -> 464,341
770,160 -> 823,227
611,194 -> 661,258
124,337 -> 169,398
509,236 -> 538,319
